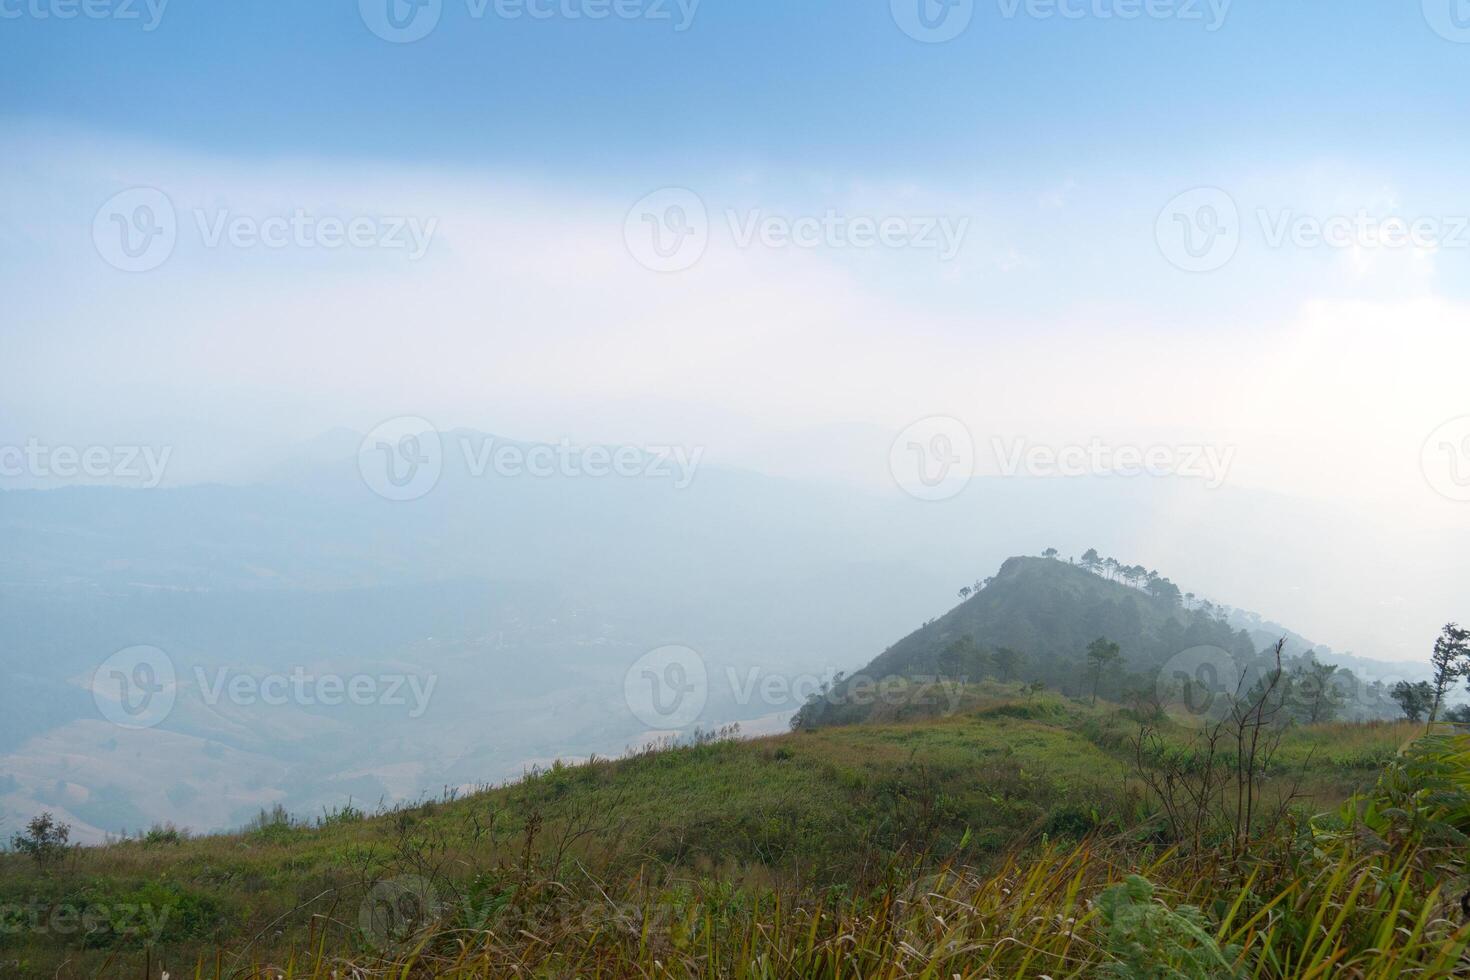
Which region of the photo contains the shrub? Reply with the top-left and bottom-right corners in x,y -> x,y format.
1097,875 -> 1243,979
142,823 -> 185,847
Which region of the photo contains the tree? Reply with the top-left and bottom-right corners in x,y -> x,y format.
1080,548 -> 1101,575
957,585 -> 972,601
1086,636 -> 1122,706
1391,681 -> 1434,722
993,647 -> 1024,683
1042,547 -> 1060,560
1146,577 -> 1183,605
10,812 -> 71,870
1443,704 -> 1470,724
1429,623 -> 1469,722
939,636 -> 977,680
1287,659 -> 1341,724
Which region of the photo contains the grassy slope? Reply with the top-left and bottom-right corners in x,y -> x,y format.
0,691 -> 1419,977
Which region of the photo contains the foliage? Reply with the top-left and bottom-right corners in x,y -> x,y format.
1393,680 -> 1435,722
9,812 -> 71,870
1096,875 -> 1243,979
0,696 -> 1438,978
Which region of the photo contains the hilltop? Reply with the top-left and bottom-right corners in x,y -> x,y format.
795,556 -> 1271,727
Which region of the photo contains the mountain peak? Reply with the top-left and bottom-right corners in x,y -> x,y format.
795,553 -> 1267,728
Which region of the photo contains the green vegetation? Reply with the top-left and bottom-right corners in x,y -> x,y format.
5,557 -> 1466,977
0,687 -> 1446,978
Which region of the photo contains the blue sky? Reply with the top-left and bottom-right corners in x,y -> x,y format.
3,1 -> 1466,179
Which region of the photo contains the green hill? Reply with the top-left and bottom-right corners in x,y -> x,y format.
795,556 -> 1279,728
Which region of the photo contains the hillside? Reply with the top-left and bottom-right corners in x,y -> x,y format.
0,692 -> 1422,978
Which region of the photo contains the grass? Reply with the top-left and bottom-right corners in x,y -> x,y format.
0,691 -> 1445,978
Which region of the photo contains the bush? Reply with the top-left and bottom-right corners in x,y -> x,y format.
142,823 -> 185,847
1097,875 -> 1243,979
245,803 -> 297,842
1041,803 -> 1100,839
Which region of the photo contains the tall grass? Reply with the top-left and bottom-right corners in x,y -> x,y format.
200,732 -> 1470,979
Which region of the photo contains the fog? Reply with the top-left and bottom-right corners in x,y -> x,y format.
3,2 -> 1468,842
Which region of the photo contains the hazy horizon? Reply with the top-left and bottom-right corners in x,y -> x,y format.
3,0 -> 1468,845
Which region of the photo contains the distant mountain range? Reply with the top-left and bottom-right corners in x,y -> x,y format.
0,427 -> 1455,839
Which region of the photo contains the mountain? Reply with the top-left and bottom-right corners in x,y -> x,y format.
795,556 -> 1298,728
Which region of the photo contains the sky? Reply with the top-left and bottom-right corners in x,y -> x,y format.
2,1 -> 1469,635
